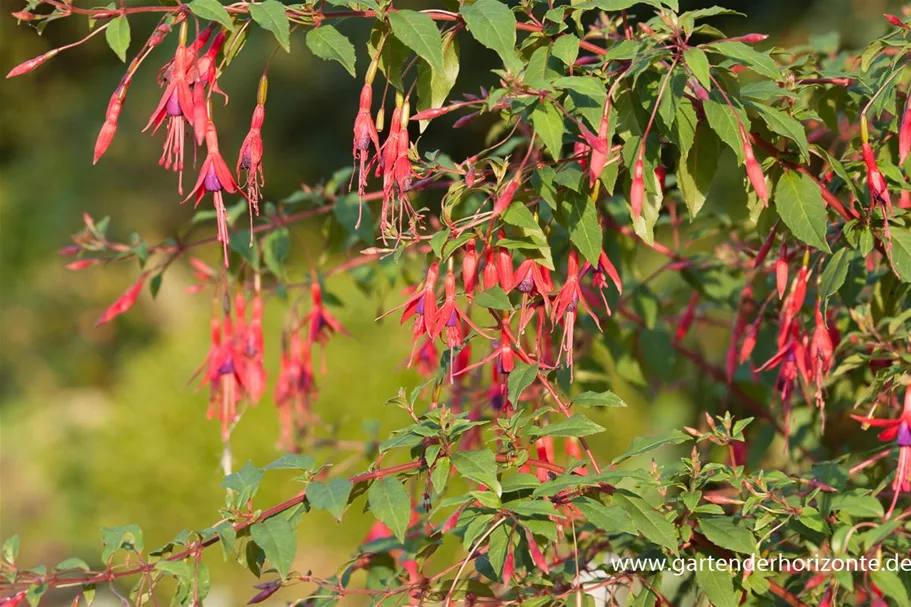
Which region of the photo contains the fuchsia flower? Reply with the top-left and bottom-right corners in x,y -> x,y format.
199,311 -> 246,442
861,116 -> 893,217
552,250 -> 600,378
94,78 -> 129,165
145,22 -> 195,195
433,266 -> 491,371
303,282 -> 350,371
580,250 -> 622,316
237,76 -> 268,228
852,387 -> 911,518
380,263 -> 439,365
234,292 -> 266,405
274,332 -> 317,451
352,65 -> 381,224
95,273 -> 147,327
191,30 -> 228,146
461,241 -> 479,297
183,118 -> 244,267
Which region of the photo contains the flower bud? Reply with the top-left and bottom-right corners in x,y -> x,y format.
96,275 -> 147,327
630,153 -> 645,221
6,49 -> 58,79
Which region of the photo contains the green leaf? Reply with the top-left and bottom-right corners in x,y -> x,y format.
683,47 -> 711,91
475,285 -> 512,310
614,494 -> 678,554
250,517 -> 297,579
460,0 -> 521,72
416,34 -> 459,132
872,570 -> 909,604
213,521 -> 236,561
574,497 -> 636,534
572,390 -> 627,408
677,122 -> 720,219
694,556 -> 737,607
262,227 -> 290,279
307,478 -> 353,521
698,516 -> 755,554
249,0 -> 291,52
774,171 -> 831,252
263,453 -> 317,472
819,247 -> 850,306
889,226 -> 911,282
3,535 -> 19,564
562,191 -> 602,266
613,430 -> 691,464
388,10 -> 445,74
748,103 -> 809,162
453,450 -> 501,496
188,0 -> 234,31
54,557 -> 90,572
531,101 -> 564,159
705,41 -> 780,81
830,494 -> 885,518
432,456 -> 450,494
506,361 -> 538,405
306,25 -> 356,77
105,16 -> 130,63
368,477 -> 412,542
529,414 -> 605,438
101,525 -> 144,563
551,34 -> 580,67
703,93 -> 748,164
222,461 -> 264,506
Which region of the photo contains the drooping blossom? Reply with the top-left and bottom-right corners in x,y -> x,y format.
852,387 -> 911,518
183,118 -> 245,267
302,281 -> 350,371
379,263 -> 439,365
580,249 -> 622,316
274,332 -> 317,451
95,273 -> 147,327
552,250 -> 600,379
351,62 -> 381,224
433,266 -> 491,378
198,304 -> 247,441
144,21 -> 195,195
190,29 -> 228,145
237,76 -> 268,227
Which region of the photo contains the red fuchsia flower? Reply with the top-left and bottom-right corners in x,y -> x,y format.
580,249 -> 622,316
190,29 -> 228,146
852,387 -> 911,518
96,273 -> 147,327
380,262 -> 439,365
739,124 -> 768,206
303,281 -> 350,370
809,302 -> 834,412
199,307 -> 247,442
455,329 -> 517,388
237,76 -> 268,228
410,336 -> 439,378
234,292 -> 266,405
535,436 -> 555,483
629,147 -> 646,221
183,118 -> 245,267
379,105 -> 403,237
860,116 -> 894,217
511,258 -> 554,320
145,22 -> 195,195
352,63 -> 381,225
433,265 -> 491,359
274,331 -> 317,450
552,250 -> 600,379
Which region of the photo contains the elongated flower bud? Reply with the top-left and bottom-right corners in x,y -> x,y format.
96,275 -> 147,326
462,242 -> 478,296
525,529 -> 550,574
885,13 -> 908,29
740,125 -> 768,205
6,49 -> 58,78
630,153 -> 645,221
899,97 -> 911,166
724,33 -> 769,44
94,82 -> 129,164
411,105 -> 459,122
775,243 -> 788,300
753,222 -> 778,269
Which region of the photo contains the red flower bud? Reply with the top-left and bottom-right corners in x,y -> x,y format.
6,49 -> 58,79
899,98 -> 911,166
775,244 -> 789,300
66,259 -> 99,271
740,125 -> 768,205
525,529 -> 550,574
462,242 -> 479,296
95,83 -> 129,164
675,293 -> 699,343
862,142 -> 893,215
410,105 -> 458,122
725,33 -> 769,44
885,13 -> 908,28
630,153 -> 645,221
96,274 -> 147,326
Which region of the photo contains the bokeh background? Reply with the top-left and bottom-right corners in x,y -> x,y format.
0,0 -> 903,604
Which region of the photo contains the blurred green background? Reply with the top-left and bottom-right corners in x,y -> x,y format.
0,0 -> 902,604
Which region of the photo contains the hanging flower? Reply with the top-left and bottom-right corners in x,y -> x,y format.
552,250 -> 600,379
